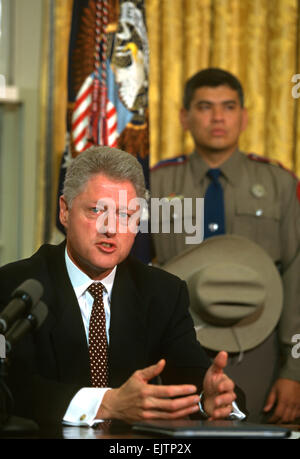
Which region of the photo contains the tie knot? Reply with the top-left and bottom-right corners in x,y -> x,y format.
88,282 -> 105,301
207,168 -> 221,181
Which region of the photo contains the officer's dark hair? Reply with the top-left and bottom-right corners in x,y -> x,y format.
183,68 -> 244,109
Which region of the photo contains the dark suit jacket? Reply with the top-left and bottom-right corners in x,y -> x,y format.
0,242 -> 213,425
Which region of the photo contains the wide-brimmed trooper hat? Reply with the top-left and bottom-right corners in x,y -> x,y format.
162,235 -> 283,353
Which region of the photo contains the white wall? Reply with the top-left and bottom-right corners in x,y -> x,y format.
0,0 -> 43,265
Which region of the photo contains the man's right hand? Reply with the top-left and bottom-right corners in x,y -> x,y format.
96,359 -> 201,423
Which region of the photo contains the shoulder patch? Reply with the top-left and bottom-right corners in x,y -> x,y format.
150,154 -> 188,172
247,153 -> 299,180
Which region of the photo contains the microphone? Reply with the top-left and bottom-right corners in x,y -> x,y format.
5,301 -> 48,354
0,279 -> 43,334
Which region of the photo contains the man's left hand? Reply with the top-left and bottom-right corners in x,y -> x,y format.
264,378 -> 300,423
202,351 -> 237,419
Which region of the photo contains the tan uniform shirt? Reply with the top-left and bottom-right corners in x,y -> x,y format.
151,149 -> 300,381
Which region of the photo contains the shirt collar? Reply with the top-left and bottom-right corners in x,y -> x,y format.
220,149 -> 243,185
65,248 -> 117,301
189,151 -> 210,184
190,149 -> 242,186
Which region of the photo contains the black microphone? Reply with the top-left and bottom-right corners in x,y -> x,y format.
0,279 -> 43,334
5,301 -> 48,354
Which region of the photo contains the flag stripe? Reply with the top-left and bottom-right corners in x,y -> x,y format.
72,104 -> 91,131
75,84 -> 93,107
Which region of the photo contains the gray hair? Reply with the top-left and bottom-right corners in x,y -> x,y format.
63,146 -> 146,206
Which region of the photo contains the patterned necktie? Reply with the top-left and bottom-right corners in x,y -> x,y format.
88,282 -> 109,387
204,168 -> 225,239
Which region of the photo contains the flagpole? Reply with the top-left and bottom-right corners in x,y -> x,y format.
88,0 -> 104,146
89,0 -> 109,146
99,0 -> 109,146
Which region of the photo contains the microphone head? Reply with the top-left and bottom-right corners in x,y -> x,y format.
26,301 -> 48,329
12,279 -> 44,308
5,301 -> 48,354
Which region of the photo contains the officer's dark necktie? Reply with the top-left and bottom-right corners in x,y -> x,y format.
88,282 -> 109,387
204,168 -> 225,239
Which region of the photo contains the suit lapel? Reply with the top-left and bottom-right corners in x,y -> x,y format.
46,243 -> 91,385
108,260 -> 148,387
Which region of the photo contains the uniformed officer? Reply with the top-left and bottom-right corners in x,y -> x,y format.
150,68 -> 300,423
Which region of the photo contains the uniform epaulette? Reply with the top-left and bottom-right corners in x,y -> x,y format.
247,153 -> 299,181
248,153 -> 300,203
150,155 -> 188,171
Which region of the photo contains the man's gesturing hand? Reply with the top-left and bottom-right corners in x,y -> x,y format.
97,359 -> 200,423
202,351 -> 237,419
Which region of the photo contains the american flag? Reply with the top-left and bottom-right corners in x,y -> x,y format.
71,0 -> 117,152
71,74 -> 118,152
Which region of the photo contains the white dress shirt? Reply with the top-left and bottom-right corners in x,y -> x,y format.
63,249 -> 116,427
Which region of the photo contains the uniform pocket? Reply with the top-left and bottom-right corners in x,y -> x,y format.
233,199 -> 281,261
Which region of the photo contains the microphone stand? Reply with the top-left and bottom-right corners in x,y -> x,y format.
0,357 -> 39,434
0,357 -> 13,427
0,295 -> 47,435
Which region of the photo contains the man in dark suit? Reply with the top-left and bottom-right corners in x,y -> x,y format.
0,146 -> 244,426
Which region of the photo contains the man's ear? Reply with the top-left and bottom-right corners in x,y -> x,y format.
179,108 -> 190,131
59,195 -> 69,229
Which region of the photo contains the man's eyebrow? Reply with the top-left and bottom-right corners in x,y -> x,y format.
195,99 -> 238,105
222,99 -> 238,104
